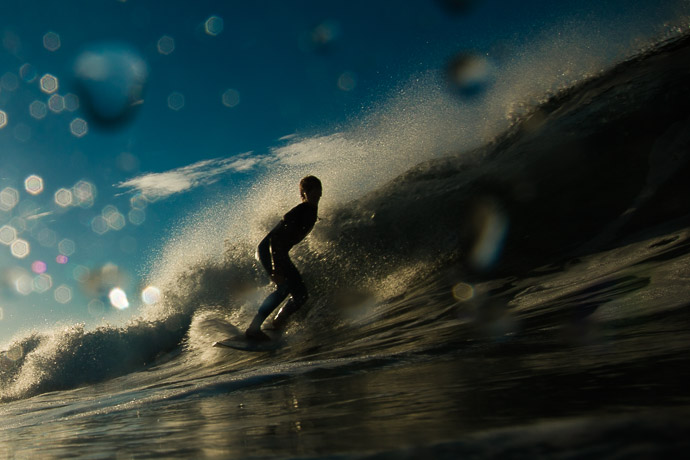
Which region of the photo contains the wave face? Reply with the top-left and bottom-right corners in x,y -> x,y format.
3,30 -> 690,402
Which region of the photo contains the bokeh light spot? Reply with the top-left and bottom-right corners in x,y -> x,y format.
1,72 -> 19,91
73,265 -> 90,283
73,180 -> 96,208
64,93 -> 80,112
103,205 -> 126,230
56,254 -> 69,264
446,53 -> 495,97
128,208 -> 145,225
167,92 -> 185,111
142,285 -> 161,305
109,287 -> 129,310
15,273 -> 33,295
0,110 -> 7,129
130,193 -> 148,210
0,187 -> 19,211
204,16 -> 224,36
221,89 -> 240,108
24,175 -> 44,195
70,118 -> 88,137
91,215 -> 109,235
37,228 -> 57,247
0,225 -> 17,245
31,260 -> 47,274
30,100 -> 48,119
43,31 -> 61,51
88,299 -> 105,317
6,344 -> 23,361
452,282 -> 475,302
11,239 -> 30,258
337,72 -> 357,91
48,94 -> 65,113
54,285 -> 72,304
58,238 -> 75,256
33,273 -> 52,293
20,63 -> 37,83
157,35 -> 175,55
40,73 -> 58,94
54,188 -> 73,207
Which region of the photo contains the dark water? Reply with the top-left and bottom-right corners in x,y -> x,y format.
3,32 -> 690,460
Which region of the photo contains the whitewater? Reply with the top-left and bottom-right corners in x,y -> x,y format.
3,20 -> 690,459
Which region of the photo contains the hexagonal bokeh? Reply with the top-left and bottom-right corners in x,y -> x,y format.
0,187 -> 19,211
54,285 -> 72,304
205,16 -> 224,36
222,89 -> 240,108
40,73 -> 58,94
54,188 -> 73,207
43,31 -> 61,51
167,92 -> 185,111
30,100 -> 48,120
0,225 -> 17,245
0,110 -> 7,129
48,94 -> 65,113
24,175 -> 44,195
33,273 -> 52,293
157,35 -> 175,55
58,238 -> 76,256
70,118 -> 88,137
11,239 -> 30,258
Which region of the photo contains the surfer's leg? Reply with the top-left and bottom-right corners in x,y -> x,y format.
271,270 -> 307,330
246,283 -> 289,337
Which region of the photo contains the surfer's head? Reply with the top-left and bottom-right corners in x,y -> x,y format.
300,175 -> 322,204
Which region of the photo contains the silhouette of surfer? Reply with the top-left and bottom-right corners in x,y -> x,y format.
245,175 -> 322,341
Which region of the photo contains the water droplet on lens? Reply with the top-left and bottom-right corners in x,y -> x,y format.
74,42 -> 148,126
446,52 -> 494,97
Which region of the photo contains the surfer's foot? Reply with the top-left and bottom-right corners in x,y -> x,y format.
245,329 -> 271,342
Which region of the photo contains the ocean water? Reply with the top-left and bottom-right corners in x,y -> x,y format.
3,28 -> 690,460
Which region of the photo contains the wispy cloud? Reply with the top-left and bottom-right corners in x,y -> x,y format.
115,153 -> 258,200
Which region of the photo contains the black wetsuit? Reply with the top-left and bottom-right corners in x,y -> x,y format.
252,202 -> 318,328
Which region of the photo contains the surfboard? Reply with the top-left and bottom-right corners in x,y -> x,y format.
212,334 -> 282,351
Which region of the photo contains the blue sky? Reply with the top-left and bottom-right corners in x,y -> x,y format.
0,0 -> 686,344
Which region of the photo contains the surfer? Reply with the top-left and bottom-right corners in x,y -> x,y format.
245,175 -> 322,341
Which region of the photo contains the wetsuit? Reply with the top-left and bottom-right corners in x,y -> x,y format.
250,202 -> 318,330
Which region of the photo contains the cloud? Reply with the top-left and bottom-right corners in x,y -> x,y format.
115,153 -> 258,200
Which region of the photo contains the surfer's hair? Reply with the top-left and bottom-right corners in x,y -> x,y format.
299,175 -> 322,197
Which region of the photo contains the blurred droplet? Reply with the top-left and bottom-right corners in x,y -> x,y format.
64,93 -> 80,111
446,53 -> 494,97
40,74 -> 58,94
221,89 -> 240,108
70,118 -> 88,137
129,193 -> 148,210
30,100 -> 48,120
103,205 -> 125,230
116,152 -> 139,172
303,20 -> 341,53
56,254 -> 69,264
157,35 -> 175,55
337,72 -> 357,91
19,63 -> 37,83
167,92 -> 185,111
1,72 -> 19,91
33,273 -> 52,293
15,273 -> 33,295
73,180 -> 96,208
54,285 -> 72,304
0,225 -> 17,244
88,299 -> 105,316
91,215 -> 108,235
452,282 -> 475,301
74,42 -> 148,124
11,239 -> 30,258
73,265 -> 90,282
128,209 -> 145,225
54,188 -> 74,207
31,260 -> 47,274
24,175 -> 44,195
141,285 -> 161,304
0,110 -> 7,129
470,199 -> 509,271
0,307 -> 3,321
0,187 -> 19,211
6,343 -> 23,361
58,238 -> 75,256
109,287 -> 129,310
204,16 -> 224,36
48,94 -> 65,113
43,31 -> 61,51
37,228 -> 56,247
